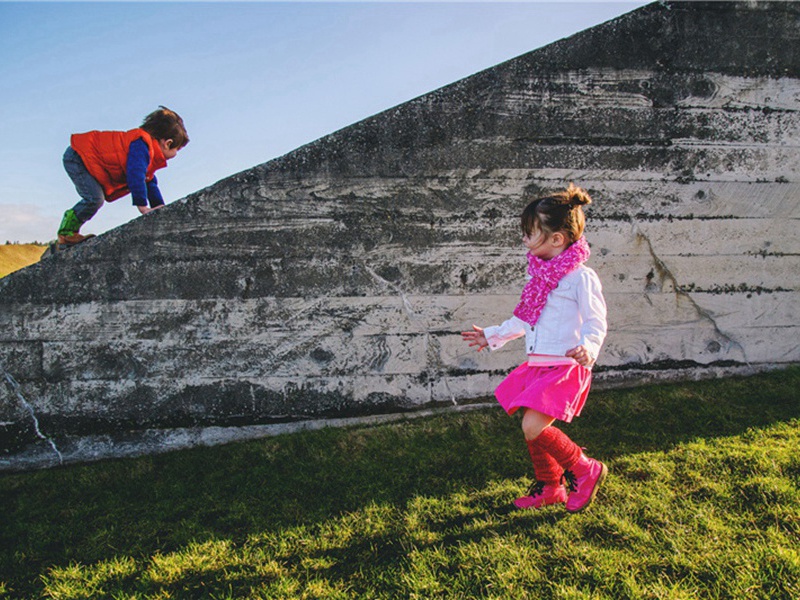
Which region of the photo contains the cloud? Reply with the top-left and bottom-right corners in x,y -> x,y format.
0,203 -> 55,244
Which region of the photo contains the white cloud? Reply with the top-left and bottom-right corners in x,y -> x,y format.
0,203 -> 54,244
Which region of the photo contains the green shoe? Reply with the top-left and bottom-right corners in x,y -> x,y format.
57,209 -> 82,237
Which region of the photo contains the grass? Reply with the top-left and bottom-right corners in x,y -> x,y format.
1,366 -> 799,599
0,245 -> 47,279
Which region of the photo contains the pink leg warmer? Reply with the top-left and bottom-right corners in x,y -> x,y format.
532,426 -> 582,470
525,439 -> 562,485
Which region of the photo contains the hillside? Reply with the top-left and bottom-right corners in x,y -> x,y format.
1,369 -> 798,598
0,244 -> 46,278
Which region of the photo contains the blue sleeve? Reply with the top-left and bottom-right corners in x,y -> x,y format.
126,138 -> 150,206
146,176 -> 164,208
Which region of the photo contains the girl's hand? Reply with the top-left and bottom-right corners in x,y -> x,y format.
461,325 -> 489,352
566,345 -> 594,367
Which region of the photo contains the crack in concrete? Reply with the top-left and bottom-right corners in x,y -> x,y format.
361,261 -> 458,405
2,365 -> 63,465
361,262 -> 418,320
633,223 -> 751,365
425,333 -> 458,406
439,366 -> 458,406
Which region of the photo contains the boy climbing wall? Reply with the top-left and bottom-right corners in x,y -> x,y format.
57,106 -> 189,245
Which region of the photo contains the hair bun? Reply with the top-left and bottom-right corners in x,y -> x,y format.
565,183 -> 592,207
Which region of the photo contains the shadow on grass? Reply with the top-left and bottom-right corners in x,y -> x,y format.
1,366 -> 798,596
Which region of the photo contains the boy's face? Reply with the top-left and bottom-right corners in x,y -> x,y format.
157,139 -> 180,161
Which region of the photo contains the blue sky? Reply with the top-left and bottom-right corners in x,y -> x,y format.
0,1 -> 647,243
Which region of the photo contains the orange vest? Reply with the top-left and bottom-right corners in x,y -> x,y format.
70,128 -> 167,202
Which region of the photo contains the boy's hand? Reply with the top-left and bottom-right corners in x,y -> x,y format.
566,345 -> 594,367
461,325 -> 488,352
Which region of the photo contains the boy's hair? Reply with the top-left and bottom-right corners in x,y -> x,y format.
521,183 -> 592,243
141,106 -> 189,149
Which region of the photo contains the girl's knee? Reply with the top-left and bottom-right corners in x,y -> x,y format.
521,421 -> 544,441
521,409 -> 553,441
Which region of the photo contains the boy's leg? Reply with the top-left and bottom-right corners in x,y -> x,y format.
60,147 -> 104,242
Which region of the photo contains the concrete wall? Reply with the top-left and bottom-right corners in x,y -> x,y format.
2,1 -> 798,469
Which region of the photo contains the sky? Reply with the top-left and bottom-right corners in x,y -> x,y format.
0,1 -> 649,243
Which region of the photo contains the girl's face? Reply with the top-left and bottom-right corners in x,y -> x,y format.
523,225 -> 568,260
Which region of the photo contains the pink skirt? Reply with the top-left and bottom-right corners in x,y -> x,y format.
494,361 -> 592,422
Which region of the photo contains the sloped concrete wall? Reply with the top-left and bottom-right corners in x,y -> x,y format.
1,1 -> 798,469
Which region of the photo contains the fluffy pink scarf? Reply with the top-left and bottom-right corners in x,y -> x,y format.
513,236 -> 591,326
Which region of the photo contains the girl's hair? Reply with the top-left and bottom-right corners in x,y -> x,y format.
141,106 -> 190,149
521,183 -> 592,243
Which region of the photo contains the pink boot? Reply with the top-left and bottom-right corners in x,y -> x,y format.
513,481 -> 567,510
564,453 -> 607,513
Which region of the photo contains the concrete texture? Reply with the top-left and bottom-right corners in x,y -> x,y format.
1,1 -> 798,470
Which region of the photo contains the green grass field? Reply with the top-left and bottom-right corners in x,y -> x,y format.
2,367 -> 799,599
0,245 -> 47,279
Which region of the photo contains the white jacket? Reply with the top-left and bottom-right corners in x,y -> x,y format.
483,265 -> 608,363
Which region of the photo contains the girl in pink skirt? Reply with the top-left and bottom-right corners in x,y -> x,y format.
462,184 -> 608,512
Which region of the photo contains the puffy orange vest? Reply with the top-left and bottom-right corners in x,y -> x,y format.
70,128 -> 167,202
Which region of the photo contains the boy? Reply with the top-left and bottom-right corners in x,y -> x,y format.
57,106 -> 189,245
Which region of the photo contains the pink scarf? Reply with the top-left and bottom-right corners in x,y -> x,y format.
513,236 -> 591,326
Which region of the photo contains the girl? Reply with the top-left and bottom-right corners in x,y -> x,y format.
462,184 -> 608,512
